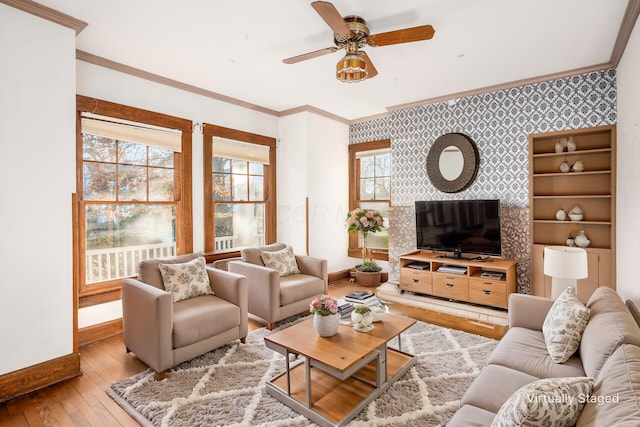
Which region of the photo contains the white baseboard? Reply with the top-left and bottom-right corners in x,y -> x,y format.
376,281 -> 509,326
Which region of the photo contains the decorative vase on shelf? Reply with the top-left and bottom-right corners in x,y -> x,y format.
566,234 -> 575,247
555,209 -> 567,221
351,307 -> 374,332
575,230 -> 591,248
313,313 -> 340,337
560,160 -> 571,173
567,137 -> 576,152
555,140 -> 563,153
569,205 -> 584,221
572,160 -> 584,172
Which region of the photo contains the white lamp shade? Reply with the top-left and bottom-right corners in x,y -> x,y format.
544,246 -> 588,279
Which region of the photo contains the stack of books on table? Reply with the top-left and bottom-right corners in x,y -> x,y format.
344,290 -> 380,307
336,298 -> 354,318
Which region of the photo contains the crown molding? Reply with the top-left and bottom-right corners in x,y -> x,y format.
349,111 -> 390,125
0,0 -> 87,34
610,0 -> 640,66
76,50 -> 279,117
279,105 -> 349,124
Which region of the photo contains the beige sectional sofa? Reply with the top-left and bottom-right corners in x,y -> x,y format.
448,287 -> 640,426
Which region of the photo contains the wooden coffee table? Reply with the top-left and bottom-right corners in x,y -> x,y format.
264,313 -> 416,427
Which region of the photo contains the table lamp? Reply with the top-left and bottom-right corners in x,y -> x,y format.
544,246 -> 588,299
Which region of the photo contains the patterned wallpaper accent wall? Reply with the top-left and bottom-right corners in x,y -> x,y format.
350,69 -> 617,293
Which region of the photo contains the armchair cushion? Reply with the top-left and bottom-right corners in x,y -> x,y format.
138,252 -> 202,290
261,246 -> 300,276
242,243 -> 287,266
172,295 -> 241,348
279,274 -> 326,306
159,256 -> 214,302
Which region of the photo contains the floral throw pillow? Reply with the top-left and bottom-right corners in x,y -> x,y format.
542,287 -> 590,363
261,246 -> 301,276
159,257 -> 214,303
491,377 -> 594,427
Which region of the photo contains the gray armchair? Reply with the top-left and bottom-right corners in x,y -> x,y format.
228,243 -> 327,330
122,253 -> 248,380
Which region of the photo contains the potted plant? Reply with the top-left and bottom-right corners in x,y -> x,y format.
309,295 -> 340,337
346,208 -> 384,287
351,305 -> 374,332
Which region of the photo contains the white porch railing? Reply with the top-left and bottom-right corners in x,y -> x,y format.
86,242 -> 176,284
86,236 -> 265,284
215,236 -> 235,251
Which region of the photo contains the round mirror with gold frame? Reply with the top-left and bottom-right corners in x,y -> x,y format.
426,133 -> 479,193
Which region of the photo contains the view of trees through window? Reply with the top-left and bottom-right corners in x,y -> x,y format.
212,156 -> 266,250
82,133 -> 177,284
359,151 -> 390,250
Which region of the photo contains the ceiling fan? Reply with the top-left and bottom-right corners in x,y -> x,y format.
283,1 -> 435,83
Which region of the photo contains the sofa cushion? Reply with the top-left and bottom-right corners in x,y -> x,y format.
279,274 -> 325,306
159,257 -> 214,303
542,287 -> 590,363
172,295 -> 240,348
577,344 -> 640,426
491,377 -> 594,427
580,287 -> 640,379
137,252 -> 201,290
488,327 -> 586,379
241,243 -> 287,266
261,246 -> 301,276
461,364 -> 539,414
446,404 -> 496,427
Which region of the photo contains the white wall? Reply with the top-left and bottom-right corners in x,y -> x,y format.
0,5 -> 76,374
277,113 -> 352,272
615,17 -> 640,300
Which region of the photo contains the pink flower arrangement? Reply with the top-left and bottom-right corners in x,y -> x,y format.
346,208 -> 384,236
309,295 -> 339,316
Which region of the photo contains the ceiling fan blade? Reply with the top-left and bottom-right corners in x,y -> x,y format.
283,47 -> 338,64
368,25 -> 435,47
360,51 -> 378,79
311,1 -> 351,36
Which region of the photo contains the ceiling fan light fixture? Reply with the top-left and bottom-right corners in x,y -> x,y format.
336,52 -> 367,83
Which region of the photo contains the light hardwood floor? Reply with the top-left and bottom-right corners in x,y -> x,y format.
0,279 -> 507,426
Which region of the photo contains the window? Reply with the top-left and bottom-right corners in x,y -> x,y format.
348,140 -> 391,260
203,124 -> 276,256
76,96 -> 192,300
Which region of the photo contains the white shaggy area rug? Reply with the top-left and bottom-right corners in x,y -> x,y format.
108,318 -> 497,426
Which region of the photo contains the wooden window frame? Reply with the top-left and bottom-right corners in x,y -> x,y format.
348,139 -> 391,261
75,95 -> 193,305
202,124 -> 277,260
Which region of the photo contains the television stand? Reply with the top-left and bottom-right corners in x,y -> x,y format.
399,250 -> 517,309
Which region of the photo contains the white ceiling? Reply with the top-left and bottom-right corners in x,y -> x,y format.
37,0 -> 632,121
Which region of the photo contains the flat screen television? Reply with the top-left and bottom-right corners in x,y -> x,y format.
415,199 -> 502,259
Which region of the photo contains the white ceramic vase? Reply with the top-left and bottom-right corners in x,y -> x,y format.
575,230 -> 591,248
555,209 -> 567,221
351,310 -> 374,332
313,313 -> 340,337
572,160 -> 584,172
560,160 -> 571,173
555,140 -> 563,153
371,306 -> 385,322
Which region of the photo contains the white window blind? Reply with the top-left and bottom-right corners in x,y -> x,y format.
213,137 -> 270,165
81,116 -> 182,152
